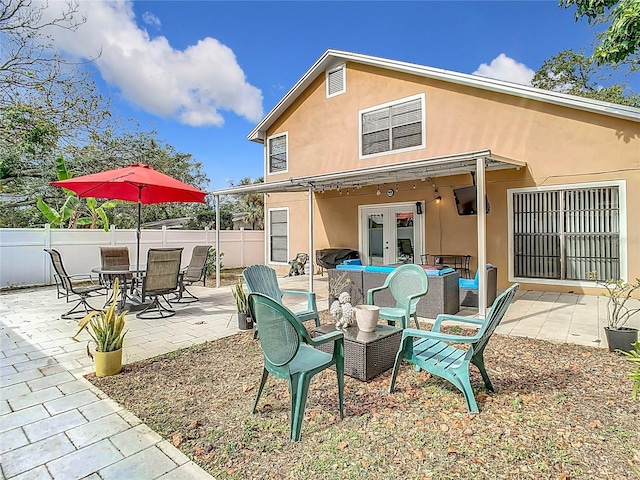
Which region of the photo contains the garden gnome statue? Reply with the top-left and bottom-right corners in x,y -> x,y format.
330,291 -> 354,329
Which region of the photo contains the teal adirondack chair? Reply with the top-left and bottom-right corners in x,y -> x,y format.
248,293 -> 345,442
367,264 -> 428,329
243,265 -> 320,333
389,283 -> 519,413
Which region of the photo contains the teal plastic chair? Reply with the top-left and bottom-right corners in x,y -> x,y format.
366,264 -> 428,329
243,265 -> 320,329
248,293 -> 345,442
389,283 -> 520,413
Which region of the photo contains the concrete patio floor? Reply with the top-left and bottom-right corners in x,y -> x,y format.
1,275 -> 638,479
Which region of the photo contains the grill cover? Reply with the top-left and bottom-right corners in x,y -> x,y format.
316,248 -> 359,269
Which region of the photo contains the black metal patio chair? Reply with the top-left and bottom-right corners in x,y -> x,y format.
44,248 -> 106,320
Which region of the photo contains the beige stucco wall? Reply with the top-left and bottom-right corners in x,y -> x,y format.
263,62 -> 640,294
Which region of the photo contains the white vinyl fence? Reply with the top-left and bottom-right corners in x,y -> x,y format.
0,226 -> 265,289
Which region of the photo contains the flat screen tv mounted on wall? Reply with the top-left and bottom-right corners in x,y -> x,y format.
453,185 -> 490,216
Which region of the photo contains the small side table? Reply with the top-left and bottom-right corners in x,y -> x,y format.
313,324 -> 402,381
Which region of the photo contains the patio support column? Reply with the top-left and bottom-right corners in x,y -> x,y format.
215,194 -> 220,288
308,186 -> 314,293
476,157 -> 487,318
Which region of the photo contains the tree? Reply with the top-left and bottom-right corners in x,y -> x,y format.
560,0 -> 640,66
36,155 -> 116,231
532,49 -> 640,107
65,129 -> 211,229
0,1 -> 111,140
230,176 -> 264,230
0,1 -> 212,230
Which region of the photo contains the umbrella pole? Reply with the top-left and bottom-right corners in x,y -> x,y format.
137,199 -> 141,273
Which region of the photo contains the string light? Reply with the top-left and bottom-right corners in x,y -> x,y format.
395,183 -> 399,192
413,181 -> 416,189
376,185 -> 381,196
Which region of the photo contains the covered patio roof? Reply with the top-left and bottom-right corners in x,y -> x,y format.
209,149 -> 527,317
209,149 -> 526,196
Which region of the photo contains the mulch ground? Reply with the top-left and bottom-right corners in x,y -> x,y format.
88,313 -> 640,480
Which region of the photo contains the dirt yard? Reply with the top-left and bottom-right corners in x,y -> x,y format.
88,311 -> 640,480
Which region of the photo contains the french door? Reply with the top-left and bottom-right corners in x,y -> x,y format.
359,203 -> 423,266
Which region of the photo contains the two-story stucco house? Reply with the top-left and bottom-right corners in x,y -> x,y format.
211,49 -> 640,305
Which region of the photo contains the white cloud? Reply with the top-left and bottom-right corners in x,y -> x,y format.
473,53 -> 535,86
41,0 -> 263,127
142,11 -> 161,28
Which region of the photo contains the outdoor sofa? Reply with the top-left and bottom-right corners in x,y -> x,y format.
329,263 -> 460,319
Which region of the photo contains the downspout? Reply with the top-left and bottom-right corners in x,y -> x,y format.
308,186 -> 314,293
476,157 -> 487,318
215,194 -> 220,288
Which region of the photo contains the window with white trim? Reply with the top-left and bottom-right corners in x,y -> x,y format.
269,209 -> 288,263
268,133 -> 287,174
360,95 -> 424,157
512,185 -> 620,281
326,65 -> 346,98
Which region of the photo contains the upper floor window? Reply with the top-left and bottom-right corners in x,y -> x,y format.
326,64 -> 346,98
268,132 -> 287,174
360,94 -> 425,158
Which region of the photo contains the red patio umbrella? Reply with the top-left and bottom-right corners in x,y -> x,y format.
51,163 -> 207,271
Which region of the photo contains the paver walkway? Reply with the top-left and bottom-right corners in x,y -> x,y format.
1,275 -> 638,479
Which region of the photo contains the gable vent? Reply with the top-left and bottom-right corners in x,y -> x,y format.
327,66 -> 345,97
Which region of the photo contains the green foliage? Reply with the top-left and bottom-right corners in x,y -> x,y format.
589,272 -> 640,329
1,2 -> 210,229
232,279 -> 249,314
532,49 -> 640,107
71,278 -> 127,354
559,0 -> 640,65
36,195 -> 78,227
618,342 -> 640,400
77,197 -> 117,232
36,155 -> 116,231
205,248 -> 224,276
224,177 -> 265,230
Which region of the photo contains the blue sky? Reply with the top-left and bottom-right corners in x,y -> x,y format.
43,1 -> 636,191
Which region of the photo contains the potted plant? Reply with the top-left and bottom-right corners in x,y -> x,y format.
590,272 -> 640,353
72,278 -> 128,376
232,279 -> 252,330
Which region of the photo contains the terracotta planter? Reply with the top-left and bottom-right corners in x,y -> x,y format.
604,327 -> 639,353
94,348 -> 123,377
354,305 -> 380,332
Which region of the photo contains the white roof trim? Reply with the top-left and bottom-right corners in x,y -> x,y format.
248,49 -> 640,142
210,149 -> 526,196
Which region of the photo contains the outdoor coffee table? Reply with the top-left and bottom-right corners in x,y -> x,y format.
312,324 -> 402,381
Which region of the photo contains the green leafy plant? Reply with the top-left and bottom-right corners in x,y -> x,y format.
75,197 -> 117,231
205,248 -> 224,277
589,272 -> 640,330
618,341 -> 640,400
232,279 -> 248,315
37,155 -> 115,231
71,278 -> 127,357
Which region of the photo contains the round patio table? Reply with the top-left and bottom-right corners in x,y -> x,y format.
91,266 -> 146,313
